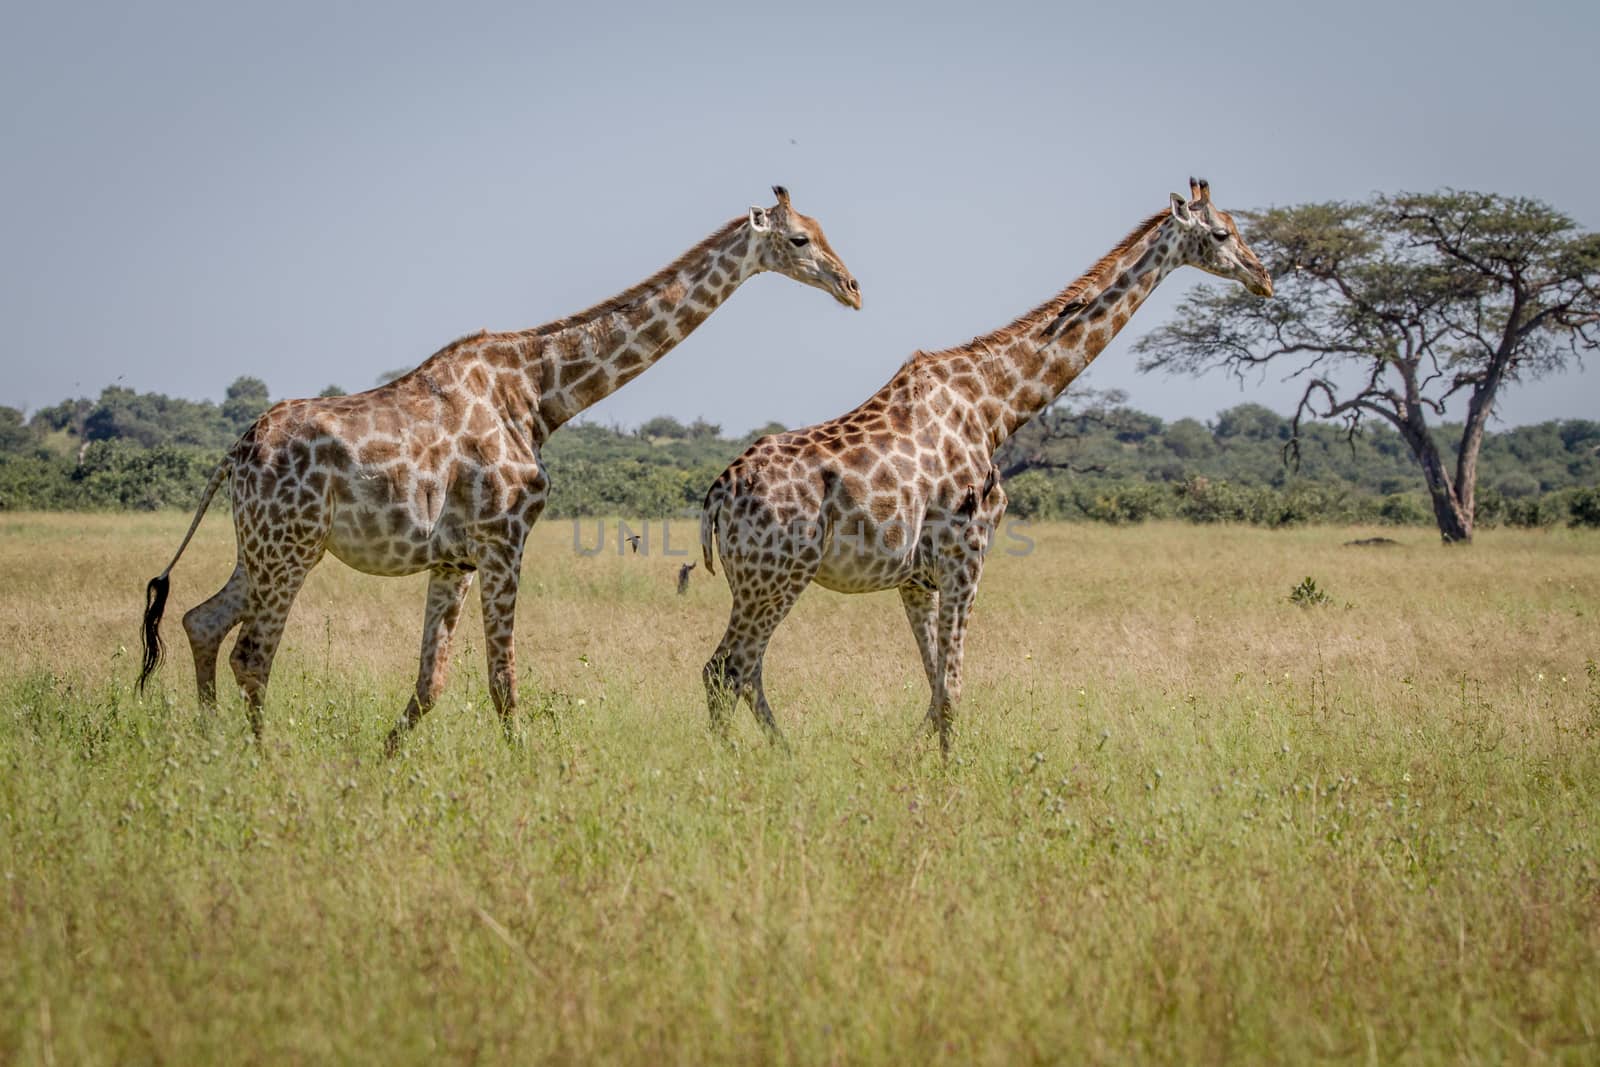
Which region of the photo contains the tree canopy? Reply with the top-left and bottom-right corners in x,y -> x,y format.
1136,190 -> 1600,542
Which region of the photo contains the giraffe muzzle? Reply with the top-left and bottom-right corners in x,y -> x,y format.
837,274 -> 863,309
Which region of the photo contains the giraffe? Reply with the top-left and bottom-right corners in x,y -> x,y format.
138,186 -> 861,750
699,179 -> 1272,753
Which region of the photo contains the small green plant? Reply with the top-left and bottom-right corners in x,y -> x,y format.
1288,575 -> 1332,607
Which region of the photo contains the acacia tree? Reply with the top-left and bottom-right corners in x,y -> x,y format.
1135,191 -> 1599,542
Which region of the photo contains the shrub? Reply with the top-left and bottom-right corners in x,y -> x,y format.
72,441 -> 222,510
1078,483 -> 1171,524
0,453 -> 78,510
1003,471 -> 1067,520
545,460 -> 694,518
1288,576 -> 1333,607
1502,494 -> 1564,529
638,416 -> 689,440
1378,493 -> 1428,526
1494,470 -> 1542,499
1569,488 -> 1600,529
1175,477 -> 1256,524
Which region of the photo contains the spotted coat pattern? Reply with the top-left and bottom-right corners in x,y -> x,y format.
699,180 -> 1273,753
139,189 -> 861,748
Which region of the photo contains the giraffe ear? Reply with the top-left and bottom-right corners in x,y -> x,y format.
1170,193 -> 1194,223
749,206 -> 771,232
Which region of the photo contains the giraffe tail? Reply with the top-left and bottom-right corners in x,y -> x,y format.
700,472 -> 731,576
139,459 -> 231,693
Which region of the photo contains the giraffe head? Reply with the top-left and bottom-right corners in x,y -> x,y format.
748,185 -> 862,309
1168,178 -> 1273,298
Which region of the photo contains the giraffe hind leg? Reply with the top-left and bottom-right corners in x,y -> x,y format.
703,637 -> 787,747
183,564 -> 248,709
228,551 -> 320,738
704,560 -> 813,748
746,663 -> 789,752
702,645 -> 740,741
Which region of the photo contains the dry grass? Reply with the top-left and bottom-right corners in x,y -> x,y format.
2,512 -> 1598,1064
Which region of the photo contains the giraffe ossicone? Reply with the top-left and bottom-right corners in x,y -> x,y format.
699,178 -> 1273,754
137,187 -> 861,749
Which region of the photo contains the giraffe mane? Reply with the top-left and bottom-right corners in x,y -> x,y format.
395,215 -> 754,391
929,209 -> 1171,359
519,216 -> 749,339
398,216 -> 750,370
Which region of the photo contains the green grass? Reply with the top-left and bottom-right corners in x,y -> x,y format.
2,514 -> 1598,1063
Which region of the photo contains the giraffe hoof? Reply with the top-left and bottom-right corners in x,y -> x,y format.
500,722 -> 527,750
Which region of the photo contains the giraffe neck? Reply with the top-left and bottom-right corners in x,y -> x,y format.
963,215 -> 1183,451
532,219 -> 762,434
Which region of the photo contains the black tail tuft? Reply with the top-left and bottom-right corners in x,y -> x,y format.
138,574 -> 170,693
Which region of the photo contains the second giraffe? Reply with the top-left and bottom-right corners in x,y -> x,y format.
700,179 -> 1273,753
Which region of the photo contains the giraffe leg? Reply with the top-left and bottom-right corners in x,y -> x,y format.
704,632 -> 788,746
702,634 -> 741,741
898,581 -> 942,734
478,551 -> 524,743
745,661 -> 794,752
182,563 -> 248,709
931,565 -> 981,757
704,563 -> 812,746
228,550 -> 320,738
384,568 -> 476,756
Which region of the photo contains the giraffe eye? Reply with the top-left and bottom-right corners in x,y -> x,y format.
788,236 -> 811,248
1211,229 -> 1229,241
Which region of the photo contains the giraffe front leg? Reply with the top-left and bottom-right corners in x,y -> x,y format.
478,555 -> 523,744
898,581 -> 942,735
384,568 -> 476,756
932,565 -> 982,758
183,564 -> 247,709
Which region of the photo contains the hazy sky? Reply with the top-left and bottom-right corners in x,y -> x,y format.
4,0 -> 1596,434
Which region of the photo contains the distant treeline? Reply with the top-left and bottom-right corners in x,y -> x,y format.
2,379 -> 1597,528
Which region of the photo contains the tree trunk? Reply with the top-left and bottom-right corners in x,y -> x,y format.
1451,346 -> 1512,547
1424,483 -> 1473,543
1400,414 -> 1473,544
1449,425 -> 1484,544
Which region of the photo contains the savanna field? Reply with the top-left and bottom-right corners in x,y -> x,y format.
2,513 -> 1597,1064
